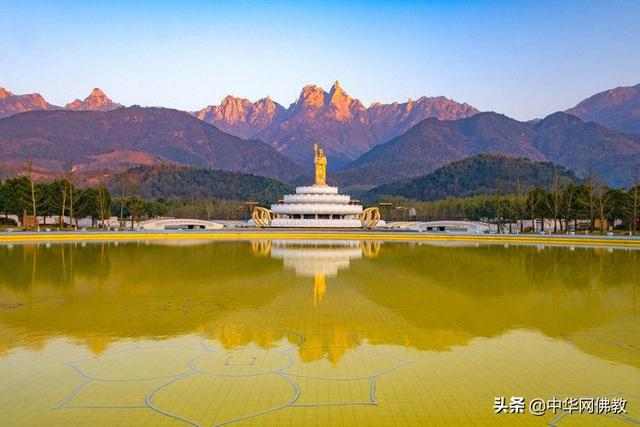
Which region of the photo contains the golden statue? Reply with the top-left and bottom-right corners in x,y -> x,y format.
313,143 -> 327,186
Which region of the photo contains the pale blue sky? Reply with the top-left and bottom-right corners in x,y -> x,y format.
1,0 -> 639,120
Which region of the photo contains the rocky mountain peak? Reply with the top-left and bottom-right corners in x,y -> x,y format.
0,86 -> 14,99
194,95 -> 286,139
328,81 -> 347,102
31,93 -> 48,107
405,98 -> 414,111
254,97 -> 280,113
0,87 -> 58,118
90,88 -> 106,98
214,96 -> 253,124
326,81 -> 364,121
296,84 -> 326,109
250,97 -> 286,126
65,88 -> 122,111
328,80 -> 344,96
85,88 -> 114,106
65,99 -> 83,109
220,94 -> 248,105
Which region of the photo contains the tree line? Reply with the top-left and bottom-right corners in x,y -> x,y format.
381,182 -> 639,234
0,175 -> 164,229
2,173 -> 638,234
0,176 -> 113,229
0,175 -> 253,229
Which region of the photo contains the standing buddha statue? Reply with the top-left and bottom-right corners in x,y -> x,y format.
313,143 -> 327,186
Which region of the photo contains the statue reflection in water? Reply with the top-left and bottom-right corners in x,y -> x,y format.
252,239 -> 381,304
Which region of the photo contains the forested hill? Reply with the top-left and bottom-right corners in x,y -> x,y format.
106,165 -> 293,205
362,154 -> 582,202
334,112 -> 640,188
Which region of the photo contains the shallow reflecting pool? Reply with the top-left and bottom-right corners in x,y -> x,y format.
0,239 -> 638,426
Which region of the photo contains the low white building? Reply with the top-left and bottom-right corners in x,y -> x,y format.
138,218 -> 224,230
407,221 -> 490,234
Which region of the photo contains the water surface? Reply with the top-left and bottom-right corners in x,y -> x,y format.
0,240 -> 638,426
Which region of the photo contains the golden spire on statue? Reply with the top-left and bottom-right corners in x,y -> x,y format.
313,143 -> 327,186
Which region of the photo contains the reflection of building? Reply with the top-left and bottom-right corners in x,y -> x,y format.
252,145 -> 381,228
255,240 -> 381,305
270,240 -> 363,277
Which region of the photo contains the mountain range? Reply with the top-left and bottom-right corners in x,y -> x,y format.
334,111 -> 640,188
0,86 -> 59,118
1,82 -> 639,189
361,153 -> 581,202
195,81 -> 479,169
0,107 -> 306,182
0,86 -> 121,119
1,82 -> 479,169
566,82 -> 640,135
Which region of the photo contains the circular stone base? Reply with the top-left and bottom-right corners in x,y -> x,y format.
295,186 -> 339,195
270,219 -> 363,228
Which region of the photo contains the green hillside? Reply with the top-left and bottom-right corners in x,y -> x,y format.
362,153 -> 581,202
107,164 -> 293,205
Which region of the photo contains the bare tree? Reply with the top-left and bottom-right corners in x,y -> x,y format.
25,161 -> 40,231
494,181 -> 504,233
118,175 -> 136,230
561,183 -> 579,233
511,165 -> 526,232
58,180 -> 68,229
580,167 -> 599,232
629,174 -> 639,235
593,183 -> 614,234
95,186 -> 111,229
60,167 -> 82,230
526,188 -> 544,232
544,168 -> 565,233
